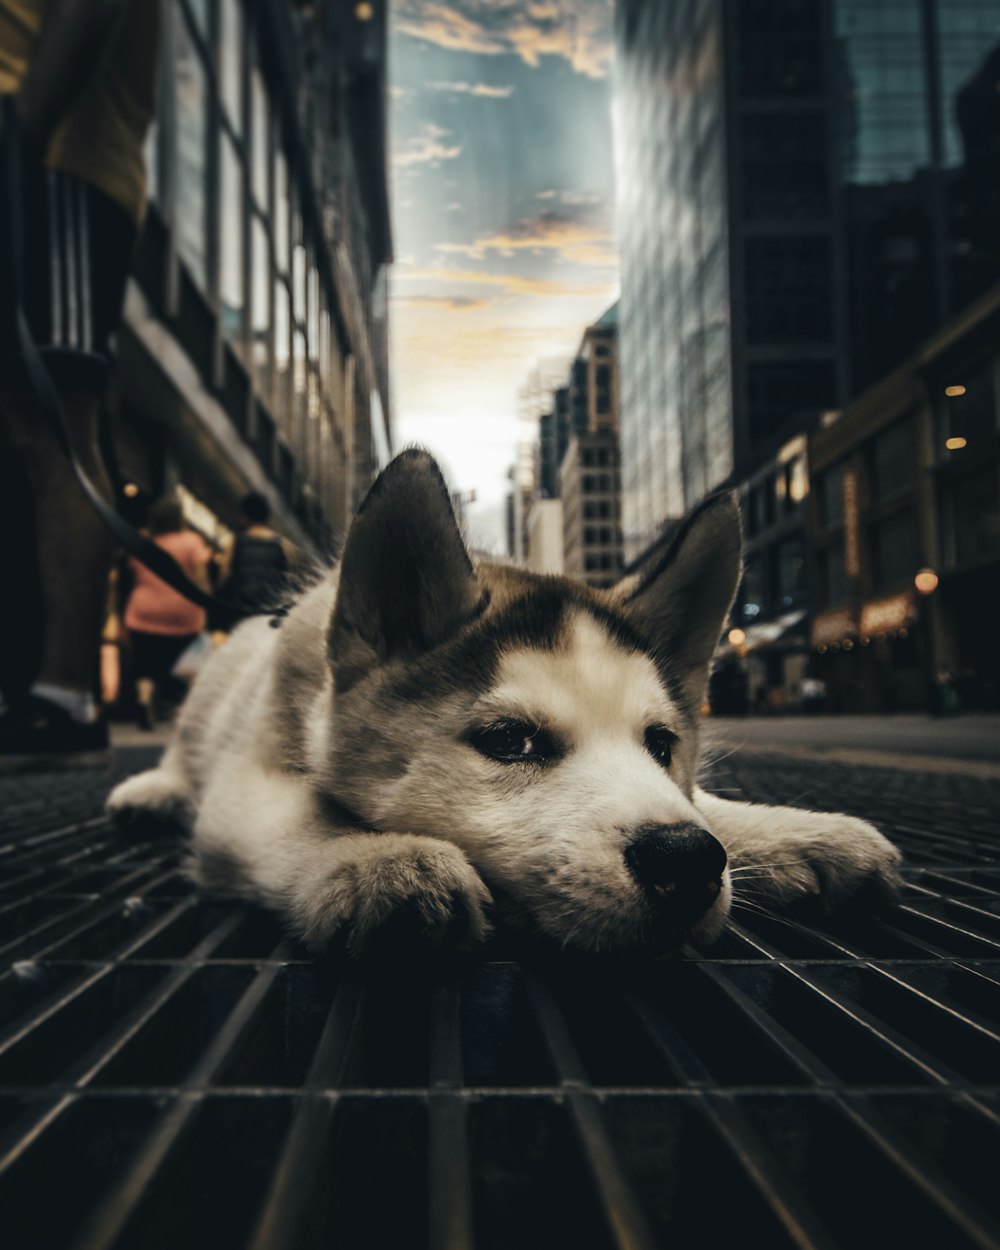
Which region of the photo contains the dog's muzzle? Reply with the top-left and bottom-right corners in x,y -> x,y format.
624,823 -> 727,921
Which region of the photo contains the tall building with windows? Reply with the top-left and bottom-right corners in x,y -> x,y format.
117,0 -> 391,552
525,305 -> 624,586
614,0 -> 1000,564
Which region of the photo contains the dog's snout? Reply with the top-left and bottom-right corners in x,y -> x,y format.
625,824 -> 727,916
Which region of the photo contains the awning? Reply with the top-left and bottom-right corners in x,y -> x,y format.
719,607 -> 807,657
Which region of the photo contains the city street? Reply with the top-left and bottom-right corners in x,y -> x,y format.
0,730 -> 998,1248
706,713 -> 1000,775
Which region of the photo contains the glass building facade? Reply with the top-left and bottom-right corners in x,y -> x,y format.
615,0 -> 733,561
614,0 -> 1000,565
122,0 -> 391,550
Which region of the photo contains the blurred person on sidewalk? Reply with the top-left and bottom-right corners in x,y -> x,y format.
216,491 -> 292,630
0,0 -> 162,762
123,496 -> 211,731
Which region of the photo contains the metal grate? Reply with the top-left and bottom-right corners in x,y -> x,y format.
0,747 -> 999,1249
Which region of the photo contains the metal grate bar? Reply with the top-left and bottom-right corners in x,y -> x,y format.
70,945 -> 289,1250
0,910 -> 247,1179
522,970 -> 658,1250
835,1094 -> 1000,1249
623,977 -> 843,1249
428,980 -> 475,1250
245,973 -> 365,1250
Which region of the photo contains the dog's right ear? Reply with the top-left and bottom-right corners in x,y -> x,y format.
328,450 -> 483,692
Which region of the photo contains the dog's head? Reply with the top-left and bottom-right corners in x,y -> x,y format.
323,450 -> 742,954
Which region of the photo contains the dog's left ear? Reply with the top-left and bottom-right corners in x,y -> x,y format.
615,492 -> 742,710
329,450 -> 483,692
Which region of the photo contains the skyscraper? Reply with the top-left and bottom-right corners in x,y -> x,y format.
614,0 -> 1000,563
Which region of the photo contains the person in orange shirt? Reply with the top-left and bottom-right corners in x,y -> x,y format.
123,496 -> 211,731
0,0 -> 161,762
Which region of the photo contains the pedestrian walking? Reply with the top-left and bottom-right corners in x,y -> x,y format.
217,491 -> 292,628
0,0 -> 162,762
123,496 -> 211,730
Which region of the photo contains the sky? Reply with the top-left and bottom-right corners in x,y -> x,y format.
387,0 -> 619,551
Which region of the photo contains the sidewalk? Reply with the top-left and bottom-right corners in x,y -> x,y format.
705,713 -> 1000,778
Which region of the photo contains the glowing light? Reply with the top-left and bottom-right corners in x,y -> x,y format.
946,437 -> 967,450
944,385 -> 966,397
914,569 -> 939,595
727,628 -> 747,647
123,482 -> 139,498
355,1 -> 374,18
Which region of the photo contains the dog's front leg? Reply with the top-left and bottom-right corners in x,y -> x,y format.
694,788 -> 902,913
191,768 -> 492,953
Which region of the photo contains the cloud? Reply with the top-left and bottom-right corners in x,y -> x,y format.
395,263 -> 614,299
394,1 -> 613,79
427,80 -> 515,98
393,122 -> 462,169
395,294 -> 491,309
434,206 -> 617,269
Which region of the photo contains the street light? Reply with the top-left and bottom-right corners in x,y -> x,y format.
914,568 -> 939,595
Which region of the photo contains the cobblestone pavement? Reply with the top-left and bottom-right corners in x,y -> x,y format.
0,746 -> 998,1250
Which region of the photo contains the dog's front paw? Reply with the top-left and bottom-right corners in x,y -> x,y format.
731,813 -> 902,915
304,836 -> 493,955
108,768 -> 193,839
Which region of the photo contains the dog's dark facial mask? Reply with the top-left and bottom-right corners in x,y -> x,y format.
324,450 -> 744,954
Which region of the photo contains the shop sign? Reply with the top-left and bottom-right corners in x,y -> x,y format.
859,591 -> 918,636
811,607 -> 857,647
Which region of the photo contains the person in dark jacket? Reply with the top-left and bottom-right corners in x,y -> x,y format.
219,492 -> 291,627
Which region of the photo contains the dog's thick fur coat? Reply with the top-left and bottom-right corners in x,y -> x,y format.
108,451 -> 901,955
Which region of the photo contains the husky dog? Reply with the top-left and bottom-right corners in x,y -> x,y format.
108,451 -> 901,955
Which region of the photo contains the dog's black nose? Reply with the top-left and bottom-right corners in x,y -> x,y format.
625,824 -> 727,917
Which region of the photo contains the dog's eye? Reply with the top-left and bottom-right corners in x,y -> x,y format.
469,720 -> 559,764
644,726 -> 677,768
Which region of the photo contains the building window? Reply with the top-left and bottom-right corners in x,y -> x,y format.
741,553 -> 767,619
174,12 -> 208,288
274,146 -> 290,273
747,361 -> 837,445
870,508 -> 918,590
219,134 -> 245,341
740,111 -> 828,220
219,0 -> 244,134
946,466 -> 1000,570
744,237 -> 833,344
736,0 -> 825,97
250,64 -> 270,210
775,537 -> 806,608
819,540 -> 850,608
868,416 -> 914,501
819,464 -> 845,529
251,217 -> 271,394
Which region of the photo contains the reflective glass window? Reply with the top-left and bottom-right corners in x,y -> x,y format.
274,146 -> 290,273
251,217 -> 271,395
251,65 -> 269,209
175,13 -> 208,288
273,279 -> 291,430
220,0 -> 244,134
219,135 -> 245,341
